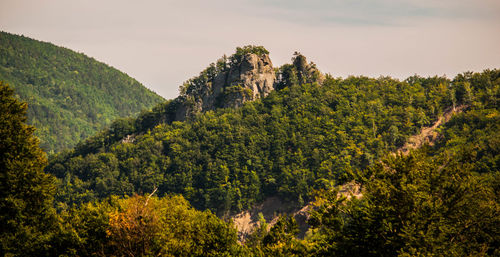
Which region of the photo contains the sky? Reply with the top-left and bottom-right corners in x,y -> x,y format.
1,0 -> 500,99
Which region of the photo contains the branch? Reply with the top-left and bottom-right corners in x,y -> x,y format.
144,187 -> 158,207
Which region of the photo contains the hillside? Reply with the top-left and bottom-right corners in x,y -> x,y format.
46,47 -> 495,216
0,31 -> 165,153
3,44 -> 498,255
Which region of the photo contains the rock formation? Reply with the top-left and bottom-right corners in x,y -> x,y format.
275,52 -> 324,90
292,52 -> 324,85
173,47 -> 324,122
175,49 -> 275,121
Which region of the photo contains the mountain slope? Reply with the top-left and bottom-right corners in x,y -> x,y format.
0,31 -> 164,153
33,45 -> 499,255
47,48 -> 489,215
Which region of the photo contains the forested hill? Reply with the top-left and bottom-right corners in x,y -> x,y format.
3,42 -> 497,255
46,43 -> 498,219
0,31 -> 164,153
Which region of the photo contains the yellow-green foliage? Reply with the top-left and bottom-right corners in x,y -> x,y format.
58,195 -> 241,256
48,72 -> 464,214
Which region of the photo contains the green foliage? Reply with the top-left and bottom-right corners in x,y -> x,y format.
303,75 -> 500,256
53,199 -> 114,256
308,149 -> 499,256
2,46 -> 498,255
0,31 -> 164,153
56,194 -> 242,257
245,214 -> 309,257
242,71 -> 499,255
262,215 -> 307,256
4,36 -> 498,256
0,82 -> 58,256
245,213 -> 269,253
231,45 -> 269,65
48,70 -> 465,215
0,83 -> 240,255
433,109 -> 499,174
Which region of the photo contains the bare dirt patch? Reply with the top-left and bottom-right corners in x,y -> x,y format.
398,105 -> 466,154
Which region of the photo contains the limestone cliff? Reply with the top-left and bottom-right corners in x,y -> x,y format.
275,52 -> 324,90
173,47 -> 324,121
175,46 -> 275,121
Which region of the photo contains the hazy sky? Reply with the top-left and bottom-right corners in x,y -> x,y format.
1,0 -> 500,99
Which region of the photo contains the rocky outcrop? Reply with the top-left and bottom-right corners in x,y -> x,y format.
224,53 -> 275,107
231,197 -> 304,241
275,52 -> 324,90
173,48 -> 325,122
175,51 -> 275,121
292,53 -> 324,84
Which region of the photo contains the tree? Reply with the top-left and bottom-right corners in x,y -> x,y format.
0,81 -> 58,256
309,149 -> 500,256
246,214 -> 307,256
106,194 -> 241,257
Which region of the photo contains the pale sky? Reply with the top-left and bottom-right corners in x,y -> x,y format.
1,0 -> 499,99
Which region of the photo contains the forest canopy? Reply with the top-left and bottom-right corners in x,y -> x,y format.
47,68 -> 499,256
1,37 -> 498,255
47,64 -> 499,216
0,31 -> 164,153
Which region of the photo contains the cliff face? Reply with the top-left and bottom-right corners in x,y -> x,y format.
174,48 -> 324,122
292,53 -> 324,85
175,52 -> 275,121
223,53 -> 275,107
275,52 -> 324,90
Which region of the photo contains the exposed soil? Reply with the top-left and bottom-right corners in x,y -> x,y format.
231,181 -> 362,242
232,197 -> 297,241
232,105 -> 465,242
398,105 -> 466,154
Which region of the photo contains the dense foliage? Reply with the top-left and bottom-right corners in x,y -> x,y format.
303,69 -> 500,256
0,31 -> 164,153
0,82 -> 242,256
55,195 -> 242,257
0,81 -> 58,256
307,148 -> 499,256
48,67 -> 468,215
245,70 -> 499,256
3,62 -> 499,255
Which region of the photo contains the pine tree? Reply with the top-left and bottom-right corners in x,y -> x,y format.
0,81 -> 57,256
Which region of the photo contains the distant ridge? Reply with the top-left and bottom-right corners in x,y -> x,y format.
0,31 -> 165,153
